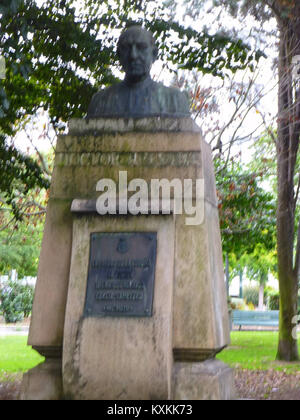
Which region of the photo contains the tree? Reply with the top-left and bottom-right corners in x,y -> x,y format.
244,245 -> 277,309
0,178 -> 47,278
0,0 -> 265,208
170,60 -> 278,301
0,141 -> 52,277
223,0 -> 300,362
214,155 -> 276,301
173,63 -> 273,161
181,0 -> 300,362
0,278 -> 35,323
273,0 -> 300,362
215,157 -> 276,258
0,216 -> 44,278
0,135 -> 50,220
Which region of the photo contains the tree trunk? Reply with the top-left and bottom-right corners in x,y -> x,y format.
277,270 -> 299,360
276,12 -> 300,361
239,270 -> 243,299
258,283 -> 264,311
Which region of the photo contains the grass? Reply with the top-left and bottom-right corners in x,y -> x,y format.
0,332 -> 299,381
217,331 -> 300,373
0,336 -> 44,380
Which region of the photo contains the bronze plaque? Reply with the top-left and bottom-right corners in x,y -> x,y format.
84,232 -> 157,317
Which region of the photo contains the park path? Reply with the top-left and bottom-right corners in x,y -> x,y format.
0,324 -> 29,336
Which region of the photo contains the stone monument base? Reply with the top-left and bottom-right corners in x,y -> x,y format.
173,359 -> 235,400
21,118 -> 234,400
21,357 -> 63,400
62,213 -> 175,400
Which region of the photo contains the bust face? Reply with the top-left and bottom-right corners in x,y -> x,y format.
117,27 -> 157,84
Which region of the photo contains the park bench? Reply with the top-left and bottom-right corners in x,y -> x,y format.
232,310 -> 279,330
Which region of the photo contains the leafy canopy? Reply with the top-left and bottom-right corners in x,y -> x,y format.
215,157 -> 276,258
0,0 -> 265,135
0,0 -> 265,217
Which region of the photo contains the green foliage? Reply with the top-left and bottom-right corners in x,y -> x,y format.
249,131 -> 277,178
212,0 -> 298,23
211,0 -> 273,21
0,0 -> 266,213
0,199 -> 43,324
0,0 -> 264,134
0,210 -> 44,278
183,0 -> 300,362
0,0 -> 265,210
243,285 -> 259,307
250,130 -> 300,250
0,279 -> 34,323
217,155 -> 277,289
215,157 -> 276,257
245,245 -> 277,285
0,135 -> 50,220
268,290 -> 280,310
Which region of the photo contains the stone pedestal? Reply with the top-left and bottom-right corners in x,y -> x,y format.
172,360 -> 235,400
63,214 -> 175,400
21,117 -> 234,400
21,355 -> 63,400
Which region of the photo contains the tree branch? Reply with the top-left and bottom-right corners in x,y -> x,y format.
24,127 -> 52,177
22,210 -> 46,217
0,216 -> 16,232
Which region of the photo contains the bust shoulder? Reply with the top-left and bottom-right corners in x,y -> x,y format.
87,83 -> 124,118
87,79 -> 190,118
153,81 -> 190,117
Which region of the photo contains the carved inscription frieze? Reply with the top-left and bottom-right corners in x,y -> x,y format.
55,151 -> 201,168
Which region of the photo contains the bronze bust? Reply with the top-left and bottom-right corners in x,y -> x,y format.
87,26 -> 190,118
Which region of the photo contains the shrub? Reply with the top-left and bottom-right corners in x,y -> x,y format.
243,285 -> 259,307
230,297 -> 245,310
268,291 -> 280,310
0,280 -> 34,323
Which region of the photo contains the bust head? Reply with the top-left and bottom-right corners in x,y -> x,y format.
87,25 -> 190,118
117,26 -> 158,84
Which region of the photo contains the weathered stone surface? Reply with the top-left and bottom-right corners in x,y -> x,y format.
20,358 -> 63,400
68,117 -> 201,135
57,132 -> 202,154
28,198 -> 72,347
55,151 -> 202,168
172,202 -> 230,354
63,214 -> 175,400
24,117 -> 232,400
51,166 -> 199,200
172,359 -> 235,400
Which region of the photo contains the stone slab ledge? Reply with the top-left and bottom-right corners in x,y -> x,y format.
68,117 -> 202,135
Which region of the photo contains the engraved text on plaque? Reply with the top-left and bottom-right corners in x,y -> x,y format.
84,232 -> 157,317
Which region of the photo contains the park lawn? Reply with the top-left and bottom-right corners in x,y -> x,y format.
1,332 -> 300,379
217,331 -> 300,373
0,336 -> 44,379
